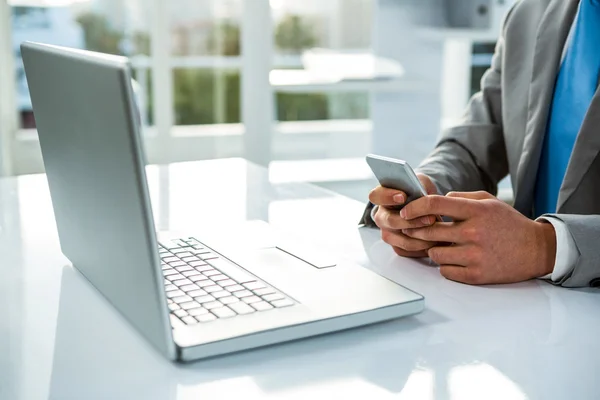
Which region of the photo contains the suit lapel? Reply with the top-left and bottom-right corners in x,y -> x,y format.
557,88 -> 600,211
513,0 -> 579,216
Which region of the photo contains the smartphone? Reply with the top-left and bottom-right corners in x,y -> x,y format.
366,154 -> 428,205
366,154 -> 444,221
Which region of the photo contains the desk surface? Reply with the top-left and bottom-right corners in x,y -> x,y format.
1,159 -> 599,400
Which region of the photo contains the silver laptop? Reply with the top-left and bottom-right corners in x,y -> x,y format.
21,41 -> 424,362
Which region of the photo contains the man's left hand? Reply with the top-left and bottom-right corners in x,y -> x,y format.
401,191 -> 557,285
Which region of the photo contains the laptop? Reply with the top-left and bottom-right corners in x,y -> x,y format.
21,41 -> 424,362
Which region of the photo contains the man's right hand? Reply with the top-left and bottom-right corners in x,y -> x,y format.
368,174 -> 439,258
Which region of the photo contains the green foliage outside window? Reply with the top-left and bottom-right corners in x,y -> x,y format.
76,13 -> 365,125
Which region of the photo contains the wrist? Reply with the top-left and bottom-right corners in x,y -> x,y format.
536,221 -> 557,277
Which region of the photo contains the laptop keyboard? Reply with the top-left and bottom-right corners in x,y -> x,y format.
159,238 -> 295,327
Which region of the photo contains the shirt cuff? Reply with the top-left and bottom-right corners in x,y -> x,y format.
536,216 -> 579,282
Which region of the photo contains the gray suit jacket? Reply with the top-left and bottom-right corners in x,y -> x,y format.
361,0 -> 600,288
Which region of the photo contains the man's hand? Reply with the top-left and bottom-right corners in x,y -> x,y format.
368,174 -> 439,258
401,191 -> 557,285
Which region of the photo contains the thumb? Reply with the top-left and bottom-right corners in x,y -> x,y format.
417,174 -> 439,195
446,191 -> 495,200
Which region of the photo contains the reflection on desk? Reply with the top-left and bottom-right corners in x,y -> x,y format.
1,159 -> 599,400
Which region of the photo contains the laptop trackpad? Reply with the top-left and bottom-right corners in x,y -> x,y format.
275,244 -> 336,269
231,247 -> 339,301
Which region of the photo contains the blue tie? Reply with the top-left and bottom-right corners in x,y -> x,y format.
534,0 -> 600,217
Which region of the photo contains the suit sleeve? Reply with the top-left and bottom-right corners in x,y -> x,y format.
359,6 -> 516,227
542,214 -> 600,288
416,20 -> 511,196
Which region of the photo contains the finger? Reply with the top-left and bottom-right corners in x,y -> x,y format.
369,186 -> 407,207
403,222 -> 463,243
392,246 -> 429,258
374,207 -> 436,230
401,195 -> 477,221
417,174 -> 438,195
439,265 -> 482,285
427,245 -> 476,267
446,191 -> 495,200
381,229 -> 436,253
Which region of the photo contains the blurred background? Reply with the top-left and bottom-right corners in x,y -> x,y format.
0,0 -> 514,201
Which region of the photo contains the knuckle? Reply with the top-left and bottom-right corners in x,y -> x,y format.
469,249 -> 483,266
464,226 -> 481,242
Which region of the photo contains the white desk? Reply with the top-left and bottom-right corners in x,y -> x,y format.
1,159 -> 599,400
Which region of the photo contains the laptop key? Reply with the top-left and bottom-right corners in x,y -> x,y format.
165,284 -> 177,292
173,279 -> 193,287
262,293 -> 285,302
169,261 -> 186,268
186,237 -> 204,246
210,274 -> 229,282
172,295 -> 192,303
272,299 -> 294,308
204,285 -> 222,293
229,302 -> 255,315
220,296 -> 240,305
162,256 -> 179,263
170,315 -> 185,329
212,306 -> 236,319
233,290 -> 253,298
163,269 -> 179,277
180,284 -> 200,292
183,270 -> 202,278
189,274 -> 208,282
225,285 -> 245,293
242,296 -> 262,304
166,274 -> 185,282
194,295 -> 216,304
251,301 -> 274,311
203,270 -> 220,277
173,309 -> 188,318
207,258 -> 255,284
191,248 -> 211,255
176,252 -> 193,258
217,279 -> 237,288
180,301 -> 202,310
243,281 -> 266,291
160,241 -> 181,250
182,316 -> 198,325
201,253 -> 219,260
187,289 -> 208,297
175,266 -> 193,273
196,313 -> 217,323
181,256 -> 200,263
203,301 -> 223,310
189,261 -> 209,268
171,248 -> 189,254
195,279 -> 214,288
167,290 -> 185,299
212,290 -> 231,299
168,303 -> 180,311
188,308 -> 209,317
253,287 -> 276,296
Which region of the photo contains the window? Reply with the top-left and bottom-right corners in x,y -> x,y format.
2,0 -> 514,199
